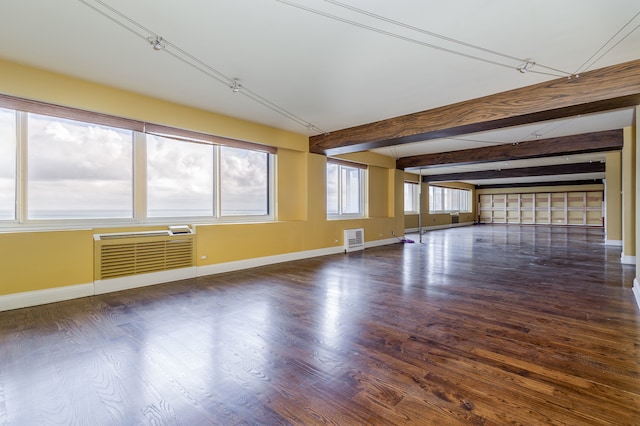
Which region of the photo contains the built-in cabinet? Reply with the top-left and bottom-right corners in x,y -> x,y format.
478,191 -> 603,226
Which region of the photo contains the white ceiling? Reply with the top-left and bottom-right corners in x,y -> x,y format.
0,1 -> 638,185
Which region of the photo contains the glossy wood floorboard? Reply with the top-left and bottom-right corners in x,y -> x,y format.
1,225 -> 638,425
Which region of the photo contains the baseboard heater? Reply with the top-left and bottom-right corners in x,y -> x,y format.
344,228 -> 364,252
94,227 -> 195,281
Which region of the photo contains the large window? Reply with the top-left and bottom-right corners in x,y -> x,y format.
0,99 -> 275,226
429,186 -> 470,213
220,146 -> 269,216
404,182 -> 419,213
27,114 -> 134,219
327,161 -> 365,218
0,108 -> 16,220
147,134 -> 214,218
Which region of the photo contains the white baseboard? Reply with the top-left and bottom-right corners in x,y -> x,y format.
1,238 -> 402,311
197,246 -> 344,276
406,222 -> 474,235
605,240 -> 623,247
94,267 -> 197,295
621,254 -> 637,265
365,237 -> 399,249
633,279 -> 640,311
0,282 -> 94,312
197,238 -> 402,277
418,221 -> 474,233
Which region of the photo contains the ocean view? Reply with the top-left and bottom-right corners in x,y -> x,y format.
0,209 -> 268,220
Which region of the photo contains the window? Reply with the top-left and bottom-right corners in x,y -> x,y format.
147,134 -> 214,218
0,96 -> 275,227
327,161 -> 365,218
27,113 -> 133,219
429,186 -> 471,213
0,108 -> 16,220
404,182 -> 419,213
220,146 -> 269,216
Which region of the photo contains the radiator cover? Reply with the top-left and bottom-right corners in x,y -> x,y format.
94,231 -> 195,280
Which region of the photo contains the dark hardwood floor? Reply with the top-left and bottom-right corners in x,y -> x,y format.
0,225 -> 638,425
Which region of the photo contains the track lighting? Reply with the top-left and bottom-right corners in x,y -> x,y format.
517,61 -> 535,73
229,79 -> 242,93
147,36 -> 166,51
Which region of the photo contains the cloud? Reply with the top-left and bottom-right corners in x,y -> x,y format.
28,114 -> 133,181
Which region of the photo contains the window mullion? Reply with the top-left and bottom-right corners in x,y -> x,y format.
16,111 -> 27,223
133,131 -> 146,222
213,145 -> 220,218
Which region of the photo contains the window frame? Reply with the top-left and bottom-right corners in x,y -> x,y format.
428,185 -> 471,214
326,158 -> 367,220
404,181 -> 420,214
0,95 -> 276,230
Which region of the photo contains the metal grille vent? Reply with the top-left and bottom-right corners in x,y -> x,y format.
344,228 -> 365,252
95,231 -> 194,280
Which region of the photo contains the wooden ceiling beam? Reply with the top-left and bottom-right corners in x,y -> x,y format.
309,59 -> 640,156
422,162 -> 605,183
398,130 -> 622,170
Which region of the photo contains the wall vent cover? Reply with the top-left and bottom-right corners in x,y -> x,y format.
344,228 -> 364,252
94,231 -> 194,280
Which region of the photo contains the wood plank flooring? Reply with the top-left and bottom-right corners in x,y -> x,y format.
0,225 -> 638,425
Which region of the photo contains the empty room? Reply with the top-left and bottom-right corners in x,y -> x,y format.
0,1 -> 639,424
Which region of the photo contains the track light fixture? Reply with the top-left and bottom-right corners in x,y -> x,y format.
79,1 -> 327,134
516,61 -> 535,73
229,79 -> 242,93
147,36 -> 166,51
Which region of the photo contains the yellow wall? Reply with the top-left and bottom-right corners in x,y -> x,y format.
0,230 -> 94,294
0,59 -> 404,297
605,151 -> 623,242
622,126 -> 636,258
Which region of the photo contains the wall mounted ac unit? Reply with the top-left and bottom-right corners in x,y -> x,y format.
94,228 -> 195,280
344,228 -> 364,252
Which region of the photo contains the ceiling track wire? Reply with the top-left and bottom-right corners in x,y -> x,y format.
161,41 -> 327,133
77,0 -> 150,44
322,0 -> 572,77
277,0 -> 571,77
77,0 -> 325,134
575,10 -> 640,75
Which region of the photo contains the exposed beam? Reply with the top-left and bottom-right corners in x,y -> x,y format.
475,179 -> 603,190
398,130 -> 622,170
422,162 -> 605,183
309,59 -> 640,156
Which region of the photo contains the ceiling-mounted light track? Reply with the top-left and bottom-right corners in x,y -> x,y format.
277,0 -> 574,78
517,61 -> 535,74
229,79 -> 242,93
147,35 -> 166,51
78,0 -> 327,135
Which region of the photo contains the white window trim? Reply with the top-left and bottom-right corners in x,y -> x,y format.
326,163 -> 366,220
0,106 -> 276,231
404,181 -> 420,214
429,186 -> 472,214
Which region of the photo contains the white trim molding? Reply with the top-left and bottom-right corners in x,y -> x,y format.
605,240 -> 623,247
633,278 -> 640,311
406,222 -> 474,235
197,246 -> 344,276
365,237 -> 398,249
94,267 -> 197,295
2,238 -> 402,312
0,282 -> 94,312
621,254 -> 637,265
